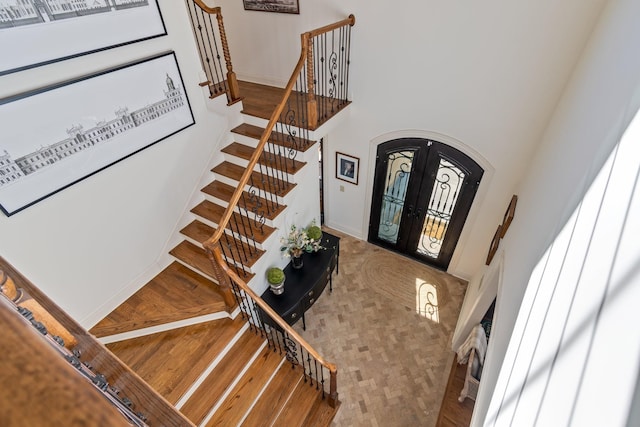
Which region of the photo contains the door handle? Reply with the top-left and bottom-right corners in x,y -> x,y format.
407,205 -> 414,217
415,208 -> 422,218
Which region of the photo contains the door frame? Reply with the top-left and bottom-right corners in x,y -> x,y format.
362,130 -> 494,273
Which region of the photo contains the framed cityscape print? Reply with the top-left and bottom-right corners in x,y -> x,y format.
0,51 -> 195,216
336,152 -> 359,185
0,0 -> 166,75
243,0 -> 299,14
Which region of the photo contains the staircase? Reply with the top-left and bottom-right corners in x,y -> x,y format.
89,81 -> 339,426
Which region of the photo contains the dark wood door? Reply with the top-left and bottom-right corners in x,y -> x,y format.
368,138 -> 483,270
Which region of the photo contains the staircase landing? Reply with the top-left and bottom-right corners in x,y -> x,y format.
90,262 -> 227,338
238,80 -> 350,130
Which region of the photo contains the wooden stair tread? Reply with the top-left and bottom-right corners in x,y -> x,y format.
90,262 -> 227,338
191,199 -> 276,244
169,240 -> 216,280
272,379 -> 326,427
231,123 -> 315,153
222,142 -> 306,174
180,220 -> 265,269
180,329 -> 266,425
237,81 -> 283,120
240,363 -> 304,427
213,161 -> 297,198
301,394 -> 341,427
202,180 -> 287,221
204,346 -> 285,427
169,240 -> 256,283
106,316 -> 246,404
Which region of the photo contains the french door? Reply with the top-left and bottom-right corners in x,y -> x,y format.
368,138 -> 483,270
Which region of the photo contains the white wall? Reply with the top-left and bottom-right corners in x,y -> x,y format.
473,0 -> 640,424
0,1 -> 229,326
215,0 -> 607,279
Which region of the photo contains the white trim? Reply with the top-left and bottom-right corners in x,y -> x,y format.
97,311 -> 230,344
175,323 -> 256,409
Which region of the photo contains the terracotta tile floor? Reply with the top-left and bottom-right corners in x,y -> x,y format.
293,229 -> 469,427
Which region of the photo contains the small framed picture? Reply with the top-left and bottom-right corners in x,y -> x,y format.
336,152 -> 359,185
243,0 -> 300,14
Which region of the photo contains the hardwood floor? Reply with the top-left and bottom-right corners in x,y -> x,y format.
238,80 -> 350,129
436,356 -> 476,427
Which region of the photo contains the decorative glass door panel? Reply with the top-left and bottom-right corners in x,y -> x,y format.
377,150 -> 414,244
369,139 -> 483,270
417,158 -> 465,259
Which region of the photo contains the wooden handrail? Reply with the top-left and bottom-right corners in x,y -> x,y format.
192,0 -> 219,14
203,43 -> 308,249
203,15 -> 353,250
191,1 -> 241,103
212,248 -> 337,373
203,15 -> 354,408
211,247 -> 339,405
306,14 -> 355,38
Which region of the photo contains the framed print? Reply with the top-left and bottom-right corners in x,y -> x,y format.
0,0 -> 166,75
243,0 -> 300,14
500,194 -> 518,237
486,224 -> 502,265
336,152 -> 359,185
0,51 -> 195,216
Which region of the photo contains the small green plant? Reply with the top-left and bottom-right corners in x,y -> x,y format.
306,224 -> 322,241
266,267 -> 285,284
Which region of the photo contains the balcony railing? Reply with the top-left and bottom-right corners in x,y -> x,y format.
186,0 -> 241,103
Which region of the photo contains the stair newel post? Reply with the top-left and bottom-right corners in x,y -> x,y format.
205,245 -> 237,311
215,11 -> 241,103
328,365 -> 339,408
303,32 -> 318,129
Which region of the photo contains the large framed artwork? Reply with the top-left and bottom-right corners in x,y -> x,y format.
243,0 -> 299,14
0,0 -> 166,75
0,51 -> 195,216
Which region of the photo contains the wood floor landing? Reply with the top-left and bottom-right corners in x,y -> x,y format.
436,355 -> 475,427
89,262 -> 226,338
238,80 -> 350,130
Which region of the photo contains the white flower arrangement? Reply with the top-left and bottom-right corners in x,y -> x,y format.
280,221 -> 323,258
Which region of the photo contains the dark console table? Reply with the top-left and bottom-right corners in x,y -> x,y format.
260,232 -> 340,330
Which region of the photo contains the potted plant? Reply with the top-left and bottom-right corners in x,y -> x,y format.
266,267 -> 285,295
305,220 -> 323,252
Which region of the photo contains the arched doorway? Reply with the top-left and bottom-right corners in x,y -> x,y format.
368,138 -> 483,270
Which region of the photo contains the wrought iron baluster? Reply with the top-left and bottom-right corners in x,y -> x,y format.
227,217 -> 250,276
207,13 -> 227,96
320,364 -> 326,398
306,351 -> 314,386
219,234 -> 241,277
